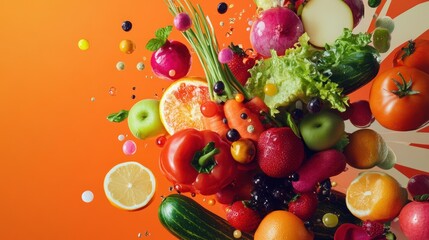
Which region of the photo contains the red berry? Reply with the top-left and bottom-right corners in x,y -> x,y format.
361,220 -> 385,238
288,192 -> 318,220
226,201 -> 262,232
349,100 -> 375,128
227,43 -> 256,86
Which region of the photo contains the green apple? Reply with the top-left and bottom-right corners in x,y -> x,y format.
127,99 -> 166,139
299,110 -> 345,151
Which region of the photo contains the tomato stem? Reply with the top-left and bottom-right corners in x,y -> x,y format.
400,40 -> 416,60
390,72 -> 420,98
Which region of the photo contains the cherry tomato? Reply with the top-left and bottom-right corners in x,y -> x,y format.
393,39 -> 429,75
230,138 -> 256,164
369,66 -> 429,131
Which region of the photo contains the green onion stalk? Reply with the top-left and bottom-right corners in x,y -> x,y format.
165,0 -> 251,102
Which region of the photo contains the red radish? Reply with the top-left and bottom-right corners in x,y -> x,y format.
398,201 -> 429,240
301,0 -> 353,48
249,7 -> 304,57
344,0 -> 365,28
146,26 -> 191,80
292,149 -> 346,193
174,12 -> 192,31
407,174 -> 429,198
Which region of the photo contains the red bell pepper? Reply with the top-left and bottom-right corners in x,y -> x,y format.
159,128 -> 238,195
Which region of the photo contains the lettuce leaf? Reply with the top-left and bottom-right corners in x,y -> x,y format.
246,33 -> 348,115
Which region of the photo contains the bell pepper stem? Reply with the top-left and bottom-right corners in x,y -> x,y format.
198,147 -> 220,167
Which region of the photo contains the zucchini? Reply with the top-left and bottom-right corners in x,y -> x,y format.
158,194 -> 253,240
327,50 -> 380,95
311,190 -> 362,240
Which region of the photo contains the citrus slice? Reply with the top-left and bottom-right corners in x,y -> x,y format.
159,77 -> 211,135
346,171 -> 408,222
103,161 -> 156,210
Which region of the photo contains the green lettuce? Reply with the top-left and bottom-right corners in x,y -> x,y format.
246,33 -> 348,115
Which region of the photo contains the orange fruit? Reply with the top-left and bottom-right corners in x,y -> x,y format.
343,129 -> 388,169
254,210 -> 314,240
346,171 -> 408,222
159,77 -> 210,135
103,161 -> 156,210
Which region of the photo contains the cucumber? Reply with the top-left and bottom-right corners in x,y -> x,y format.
328,49 -> 380,95
158,194 -> 253,240
311,190 -> 362,240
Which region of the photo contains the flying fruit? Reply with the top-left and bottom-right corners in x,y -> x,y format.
127,99 -> 167,139
257,127 -> 305,178
299,110 -> 345,151
399,201 -> 429,240
373,27 -> 391,53
146,26 -> 191,80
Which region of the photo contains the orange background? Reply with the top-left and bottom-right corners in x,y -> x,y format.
0,0 -> 427,239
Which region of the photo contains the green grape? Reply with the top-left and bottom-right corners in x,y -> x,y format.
377,147 -> 397,170
376,16 -> 395,33
373,27 -> 391,53
368,0 -> 381,8
322,213 -> 339,228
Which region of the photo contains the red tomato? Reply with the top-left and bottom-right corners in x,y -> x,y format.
369,66 -> 429,131
393,39 -> 429,74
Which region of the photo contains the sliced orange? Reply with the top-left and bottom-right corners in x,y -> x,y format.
103,161 -> 156,210
159,77 -> 211,135
346,171 -> 408,222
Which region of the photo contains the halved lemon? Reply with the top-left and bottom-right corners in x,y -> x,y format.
159,77 -> 210,135
103,161 -> 156,210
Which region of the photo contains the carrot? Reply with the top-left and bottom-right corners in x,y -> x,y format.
223,99 -> 265,142
202,106 -> 230,140
244,96 -> 269,115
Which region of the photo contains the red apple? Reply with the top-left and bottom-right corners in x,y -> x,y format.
398,201 -> 429,240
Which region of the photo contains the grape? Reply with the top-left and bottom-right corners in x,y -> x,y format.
407,174 -> 429,198
121,20 -> 132,32
322,213 -> 339,228
226,128 -> 240,142
375,16 -> 395,33
174,13 -> 192,31
217,2 -> 228,14
307,97 -> 323,113
368,0 -> 381,8
372,27 -> 391,53
213,81 -> 225,95
349,100 -> 375,128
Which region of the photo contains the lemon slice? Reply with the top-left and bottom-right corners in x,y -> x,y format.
103,161 -> 156,210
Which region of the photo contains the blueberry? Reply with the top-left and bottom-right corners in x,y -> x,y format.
122,20 -> 132,32
217,2 -> 228,14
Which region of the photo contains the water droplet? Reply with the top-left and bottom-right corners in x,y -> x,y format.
136,62 -> 145,71
207,198 -> 216,206
81,190 -> 94,203
116,61 -> 125,71
108,87 -> 117,96
233,230 -> 242,239
118,134 -> 125,141
168,69 -> 176,77
90,97 -> 96,102
219,21 -> 224,27
78,39 -> 90,51
137,232 -> 142,238
123,140 -> 137,155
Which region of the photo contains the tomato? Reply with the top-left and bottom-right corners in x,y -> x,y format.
393,39 -> 429,74
230,138 -> 256,164
369,66 -> 429,131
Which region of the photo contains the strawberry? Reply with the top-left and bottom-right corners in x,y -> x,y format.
226,200 -> 262,232
361,220 -> 386,239
288,192 -> 318,220
227,43 -> 256,86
